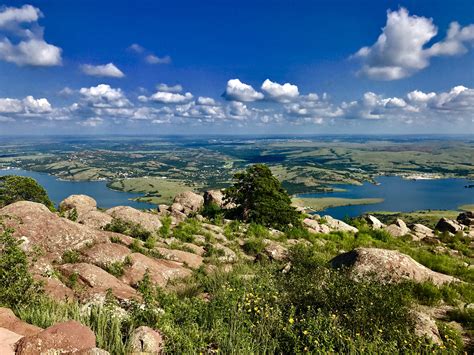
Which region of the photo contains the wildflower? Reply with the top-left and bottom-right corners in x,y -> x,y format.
303,330 -> 309,335
289,317 -> 294,324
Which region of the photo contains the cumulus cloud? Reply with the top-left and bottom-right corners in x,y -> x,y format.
128,43 -> 144,53
79,84 -> 131,108
261,79 -> 299,102
0,95 -> 52,119
81,63 -> 125,78
353,8 -> 474,80
149,91 -> 193,104
145,54 -> 171,64
0,4 -> 62,66
223,79 -> 264,102
78,117 -> 104,127
156,83 -> 183,93
196,96 -> 216,106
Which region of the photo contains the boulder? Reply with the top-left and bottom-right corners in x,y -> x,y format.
330,248 -> 459,285
76,348 -> 110,355
59,194 -> 97,214
413,311 -> 442,345
323,215 -> 358,233
82,243 -> 131,268
106,206 -> 162,233
436,218 -> 464,234
16,321 -> 96,355
365,215 -> 385,229
214,244 -> 238,263
155,247 -> 203,269
0,308 -> 41,337
120,253 -> 192,287
78,210 -> 113,230
262,240 -> 288,261
204,189 -> 225,207
302,218 -> 330,234
38,276 -> 74,301
412,224 -> 434,240
457,211 -> 474,226
0,327 -> 23,355
384,219 -> 410,237
0,201 -> 110,261
129,326 -> 164,354
58,263 -> 137,301
173,191 -> 204,213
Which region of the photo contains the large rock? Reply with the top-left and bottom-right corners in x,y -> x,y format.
60,194 -> 97,215
323,215 -> 358,233
0,201 -> 110,260
173,191 -> 204,214
411,224 -> 434,240
106,206 -> 162,233
457,211 -> 474,226
384,219 -> 410,237
16,321 -> 96,355
82,243 -> 131,268
0,308 -> 41,337
365,215 -> 385,229
262,240 -> 288,261
120,253 -> 192,287
413,311 -> 442,345
330,248 -> 459,285
58,263 -> 137,301
129,326 -> 164,354
435,218 -> 464,234
155,247 -> 203,269
302,218 -> 330,234
204,189 -> 225,207
0,327 -> 23,355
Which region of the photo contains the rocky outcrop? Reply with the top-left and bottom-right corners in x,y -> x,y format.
365,215 -> 385,229
262,239 -> 288,261
0,201 -> 110,260
435,218 -> 464,234
302,218 -> 330,234
120,253 -> 192,287
16,321 -> 96,355
0,308 -> 41,337
129,326 -> 164,354
330,248 -> 459,285
457,211 -> 474,226
204,189 -> 225,207
106,206 -> 162,233
0,327 -> 23,355
60,195 -> 112,229
413,311 -> 442,345
384,218 -> 410,237
58,263 -> 137,301
173,191 -> 204,214
323,215 -> 358,233
411,224 -> 434,240
82,243 -> 131,268
155,247 -> 203,269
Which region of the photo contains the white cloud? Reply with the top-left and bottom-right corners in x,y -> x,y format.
0,98 -> 22,113
128,43 -> 144,53
156,83 -> 182,93
0,5 -> 62,67
59,87 -> 74,96
78,117 -> 104,127
150,91 -> 193,104
223,79 -> 264,102
145,54 -> 171,64
261,79 -> 299,102
79,84 -> 131,108
196,96 -> 216,106
81,63 -> 125,78
353,8 -> 474,80
227,101 -> 251,120
23,96 -> 52,113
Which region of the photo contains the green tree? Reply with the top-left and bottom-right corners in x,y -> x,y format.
0,175 -> 55,210
224,164 -> 301,230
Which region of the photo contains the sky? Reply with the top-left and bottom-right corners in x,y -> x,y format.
0,0 -> 473,135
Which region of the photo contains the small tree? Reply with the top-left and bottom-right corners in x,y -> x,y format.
0,175 -> 55,210
224,164 -> 301,230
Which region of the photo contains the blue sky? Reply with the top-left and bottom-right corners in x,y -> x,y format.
0,0 -> 473,135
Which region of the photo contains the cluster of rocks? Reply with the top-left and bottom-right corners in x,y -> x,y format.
0,307 -> 163,354
0,188 -> 472,352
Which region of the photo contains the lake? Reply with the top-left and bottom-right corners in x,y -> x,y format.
0,169 -> 156,210
299,176 -> 474,219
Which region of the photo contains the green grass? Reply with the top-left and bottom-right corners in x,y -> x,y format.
459,204 -> 474,211
292,197 -> 383,211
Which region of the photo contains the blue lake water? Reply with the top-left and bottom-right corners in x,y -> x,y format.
299,176 -> 474,219
0,169 -> 156,210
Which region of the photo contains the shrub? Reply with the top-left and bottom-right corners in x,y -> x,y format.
159,215 -> 172,238
0,175 -> 55,210
201,202 -> 223,221
104,218 -> 151,241
223,164 -> 301,230
62,249 -> 80,264
173,218 -> 201,242
0,229 -> 43,307
242,237 -> 266,256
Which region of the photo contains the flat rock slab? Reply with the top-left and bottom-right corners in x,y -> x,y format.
0,308 -> 42,337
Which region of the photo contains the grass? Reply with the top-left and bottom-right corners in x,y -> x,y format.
459,204 -> 474,211
370,210 -> 461,229
292,197 -> 383,211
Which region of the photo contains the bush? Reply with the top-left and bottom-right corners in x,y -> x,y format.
224,164 -> 301,230
159,216 -> 172,238
104,218 -> 151,241
242,237 -> 266,256
0,229 -> 43,308
0,175 -> 55,210
62,249 -> 81,264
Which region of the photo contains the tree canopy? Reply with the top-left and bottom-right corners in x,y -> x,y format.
0,175 -> 55,210
224,164 -> 301,229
